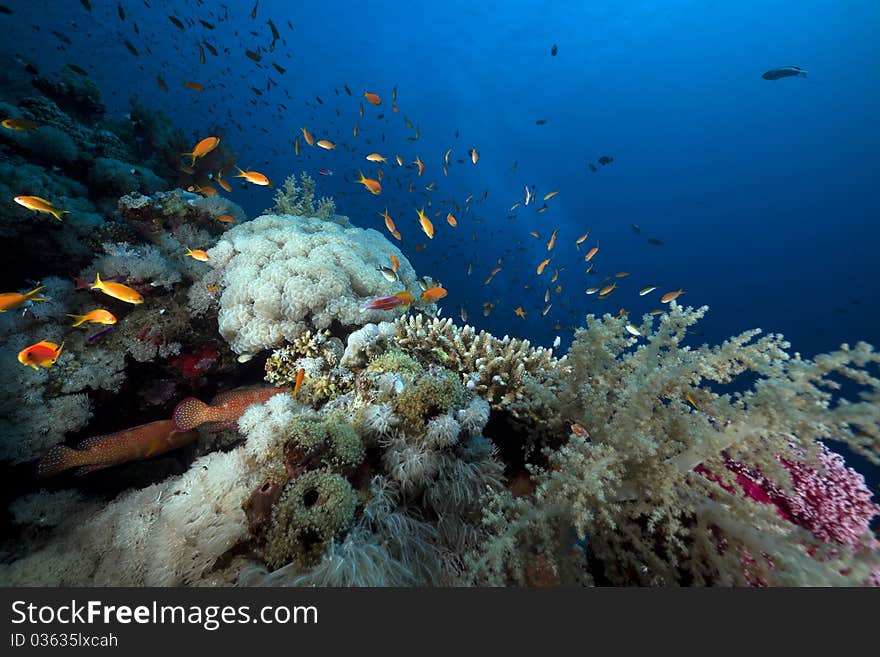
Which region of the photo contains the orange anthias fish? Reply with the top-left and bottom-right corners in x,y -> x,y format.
363,91 -> 381,105
66,309 -> 116,327
173,386 -> 292,432
362,291 -> 414,312
366,153 -> 386,163
414,156 -> 424,176
484,267 -> 502,285
469,148 -> 479,164
661,289 -> 685,303
216,214 -> 236,224
547,229 -> 558,251
316,139 -> 335,150
536,258 -> 551,275
18,340 -> 63,370
234,167 -> 272,186
183,81 -> 205,92
216,172 -> 233,193
390,254 -> 400,272
14,196 -> 70,221
355,171 -> 382,195
36,419 -> 198,477
91,272 -> 144,304
420,286 -> 447,303
293,368 -> 305,398
446,212 -> 457,227
0,285 -> 45,312
417,208 -> 434,238
185,247 -> 211,262
570,423 -> 590,438
514,306 -> 526,318
301,127 -> 315,146
182,136 -> 219,166
584,244 -> 599,262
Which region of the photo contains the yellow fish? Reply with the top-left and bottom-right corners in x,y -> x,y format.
185,248 -> 210,262
417,208 -> 434,239
14,196 -> 69,221
2,117 -> 37,131
91,272 -> 144,304
0,285 -> 45,312
66,309 -> 117,327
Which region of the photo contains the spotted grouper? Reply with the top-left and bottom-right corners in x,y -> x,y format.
172,386 -> 291,431
37,419 -> 197,477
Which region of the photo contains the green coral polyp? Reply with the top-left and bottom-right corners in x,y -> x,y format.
395,367 -> 464,435
366,349 -> 423,377
264,470 -> 358,568
285,413 -> 365,470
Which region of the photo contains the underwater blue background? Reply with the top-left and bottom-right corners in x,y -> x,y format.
6,0 -> 879,356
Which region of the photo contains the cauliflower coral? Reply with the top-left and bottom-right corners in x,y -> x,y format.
208,214 -> 419,355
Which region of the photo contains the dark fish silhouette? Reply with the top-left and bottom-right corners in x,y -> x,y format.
550,43 -> 558,56
762,66 -> 807,80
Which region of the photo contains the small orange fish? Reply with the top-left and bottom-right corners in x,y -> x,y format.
293,368 -> 305,398
417,208 -> 434,239
366,153 -> 386,163
575,230 -> 589,247
0,285 -> 45,312
543,190 -> 559,201
316,139 -> 335,150
182,136 -> 219,166
585,244 -> 599,262
615,271 -> 630,278
547,229 -> 558,251
179,165 -> 196,174
469,147 -> 479,164
514,306 -> 526,318
661,289 -> 685,303
294,136 -> 301,155
37,419 -> 198,477
529,231 -> 541,239
173,386 -> 291,431
66,309 -> 116,327
301,126 -> 315,146
183,81 -> 205,92
157,75 -> 169,92
420,286 -> 447,303
395,154 -> 404,166
355,170 -> 382,195
185,248 -> 210,262
414,156 -> 425,176
91,272 -> 143,304
353,123 -> 359,137
390,254 -> 400,272
216,213 -> 236,224
216,173 -> 232,193
196,184 -> 218,196
381,208 -> 397,234
551,270 -> 559,283
536,258 -> 552,275
599,283 -> 617,296
484,267 -> 502,285
446,212 -> 457,227
363,91 -> 381,105
234,166 -> 272,186
18,340 -> 63,370
14,196 -> 69,221
1,118 -> 37,131
391,229 -> 402,241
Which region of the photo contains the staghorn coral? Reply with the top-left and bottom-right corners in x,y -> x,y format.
393,314 -> 566,418
464,303 -> 880,587
208,214 -> 419,355
267,172 -> 338,222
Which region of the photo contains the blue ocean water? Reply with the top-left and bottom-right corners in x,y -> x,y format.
8,0 -> 878,357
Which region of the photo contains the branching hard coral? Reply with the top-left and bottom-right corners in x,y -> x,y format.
394,314 -> 566,418
464,303 -> 880,587
267,172 -> 338,222
208,214 -> 419,355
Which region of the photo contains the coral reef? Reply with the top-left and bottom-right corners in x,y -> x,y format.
208,214 -> 419,355
267,172 -> 338,222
